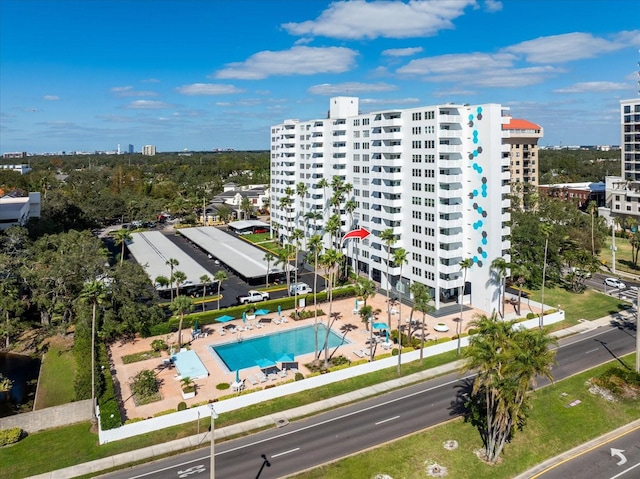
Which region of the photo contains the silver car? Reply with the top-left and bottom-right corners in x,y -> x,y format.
604,277 -> 626,289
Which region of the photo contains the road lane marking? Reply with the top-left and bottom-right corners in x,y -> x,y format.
585,348 -> 599,354
609,461 -> 640,479
271,447 -> 300,458
375,415 -> 400,425
128,456 -> 208,478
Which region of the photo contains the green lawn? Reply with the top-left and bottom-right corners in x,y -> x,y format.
600,236 -> 640,274
292,355 -> 639,479
34,338 -> 76,409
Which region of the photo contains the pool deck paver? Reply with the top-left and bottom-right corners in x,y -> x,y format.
109,294 -> 535,420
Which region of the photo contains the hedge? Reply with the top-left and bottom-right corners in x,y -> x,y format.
0,427 -> 24,447
147,286 -> 357,337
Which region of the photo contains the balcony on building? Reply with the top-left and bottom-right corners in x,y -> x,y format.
438,153 -> 462,168
374,112 -> 403,127
438,108 -> 461,123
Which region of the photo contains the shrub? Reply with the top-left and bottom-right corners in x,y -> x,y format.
391,348 -> 399,356
216,382 -> 230,390
468,328 -> 478,335
294,372 -> 304,381
0,427 -> 24,447
526,312 -> 537,320
122,350 -> 161,364
177,401 -> 187,411
264,384 -> 276,389
151,339 -> 168,351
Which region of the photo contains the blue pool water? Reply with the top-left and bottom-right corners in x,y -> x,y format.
211,325 -> 348,371
171,350 -> 209,379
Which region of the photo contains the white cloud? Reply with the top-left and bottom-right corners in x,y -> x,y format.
553,81 -> 630,94
483,0 -> 502,12
43,95 -> 59,101
111,86 -> 157,97
360,97 -> 421,106
141,78 -> 161,83
432,88 -> 477,97
397,52 -> 516,75
282,0 -> 475,39
382,47 -> 424,57
308,82 -> 397,95
126,100 -> 170,109
176,83 -> 244,95
215,46 -> 358,80
505,32 -> 622,64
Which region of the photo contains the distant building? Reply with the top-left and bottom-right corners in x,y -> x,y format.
142,145 -> 156,156
128,144 -> 134,154
0,192 -> 41,230
2,152 -> 27,159
539,181 -> 605,210
0,164 -> 32,174
502,118 -> 543,187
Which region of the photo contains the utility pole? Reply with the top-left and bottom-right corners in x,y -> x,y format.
612,221 -> 617,274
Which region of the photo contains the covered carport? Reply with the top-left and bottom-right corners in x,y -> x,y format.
127,231 -> 216,293
178,226 -> 289,285
227,219 -> 270,235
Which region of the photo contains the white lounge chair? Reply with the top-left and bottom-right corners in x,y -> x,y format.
281,317 -> 289,323
258,372 -> 268,382
247,375 -> 258,386
278,369 -> 288,378
273,318 -> 281,325
353,350 -> 366,359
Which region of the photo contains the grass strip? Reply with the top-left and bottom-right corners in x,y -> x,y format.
291,354 -> 639,479
34,339 -> 76,409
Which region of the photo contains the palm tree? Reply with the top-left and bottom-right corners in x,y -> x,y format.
305,210 -> 323,237
458,258 -> 474,357
279,195 -> 292,242
199,274 -> 211,312
354,276 -> 376,307
509,262 -> 530,316
463,312 -> 557,463
170,296 -> 194,348
325,214 -> 341,250
410,282 -> 433,363
172,271 -> 187,297
344,198 -> 358,274
307,234 -> 323,360
240,196 -> 254,220
490,257 -> 508,319
587,200 -> 597,256
296,182 -> 309,249
318,177 -> 330,217
113,228 -> 132,265
319,248 -> 343,368
290,229 -> 304,315
165,258 -> 179,302
540,223 -> 553,328
380,228 -> 396,330
79,279 -> 108,425
213,270 -> 227,310
263,251 -> 275,288
392,247 -> 408,376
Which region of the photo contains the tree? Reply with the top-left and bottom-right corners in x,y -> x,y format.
165,258 -> 179,302
490,257 -> 508,319
380,228 -> 396,330
112,228 -> 132,265
319,248 -> 343,368
354,276 -> 376,307
79,279 -> 108,424
296,182 -> 309,249
172,271 -> 187,297
540,223 -> 553,327
263,251 -> 275,288
463,313 -> 557,463
155,275 -> 169,294
0,276 -> 24,349
170,296 -> 194,348
240,196 -> 254,220
392,247 -> 408,376
410,282 -> 434,363
458,258 -> 474,357
213,270 -> 227,310
199,275 -> 211,312
290,229 -> 304,316
279,195 -> 293,242
509,263 -> 530,316
307,234 -> 323,360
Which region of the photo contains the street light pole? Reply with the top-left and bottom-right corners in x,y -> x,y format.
209,405 -> 218,478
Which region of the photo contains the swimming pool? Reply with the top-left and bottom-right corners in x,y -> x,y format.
171,350 -> 209,380
210,325 -> 349,372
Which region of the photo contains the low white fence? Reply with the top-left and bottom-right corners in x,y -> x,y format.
98,309 -> 565,444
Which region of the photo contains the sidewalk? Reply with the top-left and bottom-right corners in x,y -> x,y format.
27,311 -> 635,479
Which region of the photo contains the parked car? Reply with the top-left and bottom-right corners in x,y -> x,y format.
289,282 -> 312,295
237,290 -> 270,304
604,277 -> 626,289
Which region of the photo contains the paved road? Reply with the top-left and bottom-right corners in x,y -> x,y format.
102,320 -> 636,479
532,425 -> 640,479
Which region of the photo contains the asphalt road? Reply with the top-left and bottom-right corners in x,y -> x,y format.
102,320 -> 636,479
533,425 -> 640,479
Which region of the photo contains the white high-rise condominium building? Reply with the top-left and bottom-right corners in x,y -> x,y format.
270,97 -> 511,313
142,145 -> 156,156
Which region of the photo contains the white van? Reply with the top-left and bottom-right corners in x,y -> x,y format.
289,282 -> 312,295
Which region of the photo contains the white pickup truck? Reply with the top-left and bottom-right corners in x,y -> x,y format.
236,290 -> 270,304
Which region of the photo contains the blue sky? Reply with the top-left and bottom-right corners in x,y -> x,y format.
1,0 -> 639,154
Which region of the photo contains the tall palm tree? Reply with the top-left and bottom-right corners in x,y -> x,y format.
380,228 -> 396,330
490,257 -> 508,318
263,251 -> 275,288
170,296 -> 194,348
540,223 -> 553,328
325,214 -> 342,250
290,229 -> 304,310
79,279 -> 108,424
392,247 -> 408,376
319,248 -> 343,368
344,199 -> 358,275
199,274 -> 211,312
213,270 -> 227,310
113,228 -> 132,265
354,276 -> 376,307
296,182 -> 309,249
458,258 -> 474,356
275,247 -> 292,294
165,258 -> 179,302
172,271 -> 187,297
317,177 -> 330,217
410,282 -> 433,363
509,262 -> 530,316
279,194 -> 293,243
307,234 -> 323,359
305,210 -> 323,237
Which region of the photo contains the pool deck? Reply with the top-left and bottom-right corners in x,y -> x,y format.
109,294 -> 535,420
